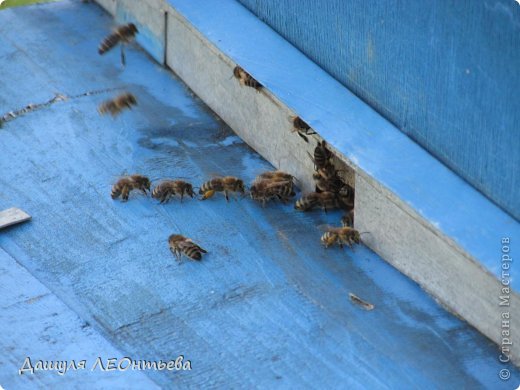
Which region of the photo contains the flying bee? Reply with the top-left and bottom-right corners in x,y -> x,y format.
152,180 -> 195,204
308,140 -> 333,170
320,226 -> 361,249
233,66 -> 262,90
290,116 -> 316,143
199,176 -> 246,201
250,179 -> 295,207
294,191 -> 339,212
111,174 -> 151,201
168,234 -> 207,261
98,92 -> 137,117
98,22 -> 139,67
341,210 -> 355,228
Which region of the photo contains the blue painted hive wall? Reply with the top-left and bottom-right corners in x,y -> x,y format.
237,0 -> 520,220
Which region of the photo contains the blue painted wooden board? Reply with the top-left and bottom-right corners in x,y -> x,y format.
0,1 -> 518,388
237,0 -> 520,221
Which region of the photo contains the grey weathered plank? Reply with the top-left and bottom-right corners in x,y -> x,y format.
0,208 -> 31,229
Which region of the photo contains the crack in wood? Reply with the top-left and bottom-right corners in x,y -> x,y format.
0,87 -> 125,126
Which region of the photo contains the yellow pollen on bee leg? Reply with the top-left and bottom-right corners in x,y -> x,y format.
201,190 -> 216,200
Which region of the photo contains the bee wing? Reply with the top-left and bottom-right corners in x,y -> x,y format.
196,245 -> 208,253
317,224 -> 335,232
297,132 -> 309,143
111,172 -> 130,181
177,240 -> 194,250
156,177 -> 191,182
264,180 -> 291,190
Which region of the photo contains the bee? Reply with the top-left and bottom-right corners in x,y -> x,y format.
337,185 -> 355,210
98,23 -> 139,67
111,174 -> 151,201
294,191 -> 339,212
313,165 -> 344,193
291,116 -> 316,143
199,176 -> 246,201
309,140 -> 333,170
320,226 -> 361,249
233,66 -> 262,90
168,234 -> 207,261
98,92 -> 137,117
341,210 -> 355,228
250,179 -> 295,207
151,180 -> 195,203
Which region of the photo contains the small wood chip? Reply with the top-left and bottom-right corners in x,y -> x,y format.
0,208 -> 31,229
349,293 -> 374,310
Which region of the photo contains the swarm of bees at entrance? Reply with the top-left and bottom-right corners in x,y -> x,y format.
295,140 -> 355,213
97,43 -> 368,267
98,92 -> 137,117
233,66 -> 263,90
250,170 -> 296,207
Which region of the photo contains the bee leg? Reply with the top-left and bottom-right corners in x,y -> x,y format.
120,44 -> 126,68
297,131 -> 309,143
171,248 -> 181,261
122,186 -> 130,202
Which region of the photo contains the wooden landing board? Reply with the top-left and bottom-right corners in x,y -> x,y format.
0,208 -> 31,229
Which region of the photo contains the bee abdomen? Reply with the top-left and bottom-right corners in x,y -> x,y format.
199,181 -> 211,194
279,184 -> 294,198
244,77 -> 262,89
98,33 -> 121,55
151,185 -> 166,199
321,232 -> 336,248
183,245 -> 203,261
295,196 -> 317,211
98,101 -> 115,115
111,183 -> 122,199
